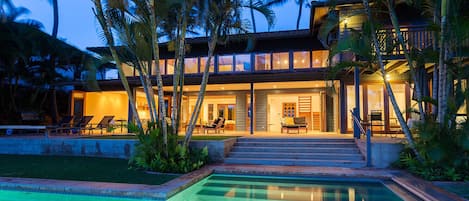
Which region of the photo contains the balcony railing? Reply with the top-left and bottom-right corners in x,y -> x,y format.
375,26 -> 434,56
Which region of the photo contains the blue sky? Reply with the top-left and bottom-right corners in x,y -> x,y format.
12,1 -> 310,50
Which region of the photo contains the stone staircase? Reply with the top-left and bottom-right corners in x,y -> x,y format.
224,138 -> 366,168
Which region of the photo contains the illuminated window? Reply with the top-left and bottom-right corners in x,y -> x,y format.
185,58 -> 198,74
218,55 -> 233,72
151,60 -> 165,75
293,51 -> 310,69
235,54 -> 251,72
272,52 -> 289,70
255,53 -> 271,71
167,59 -> 175,75
312,50 -> 329,68
122,63 -> 135,77
200,57 -> 215,73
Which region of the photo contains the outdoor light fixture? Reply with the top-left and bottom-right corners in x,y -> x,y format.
343,18 -> 349,25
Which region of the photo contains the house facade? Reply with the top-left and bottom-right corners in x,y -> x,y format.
69,1 -> 467,134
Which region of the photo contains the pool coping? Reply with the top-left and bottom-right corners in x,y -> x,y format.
0,164 -> 466,201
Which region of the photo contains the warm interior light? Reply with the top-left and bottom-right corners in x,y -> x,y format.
343,18 -> 349,24
273,85 -> 277,89
385,74 -> 391,81
283,60 -> 288,64
314,59 -> 320,63
277,61 -> 280,64
294,60 -> 297,63
301,59 -> 305,63
221,87 -> 225,90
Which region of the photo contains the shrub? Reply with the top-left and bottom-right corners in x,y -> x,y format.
128,121 -> 208,173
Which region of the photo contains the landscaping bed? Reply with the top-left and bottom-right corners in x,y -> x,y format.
0,154 -> 177,185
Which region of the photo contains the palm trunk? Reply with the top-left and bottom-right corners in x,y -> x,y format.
250,0 -> 256,33
296,1 -> 303,30
432,2 -> 440,116
92,0 -> 142,128
134,60 -> 157,123
437,0 -> 448,124
362,0 -> 423,162
184,33 -> 218,147
51,0 -> 58,38
386,0 -> 425,120
149,0 -> 168,156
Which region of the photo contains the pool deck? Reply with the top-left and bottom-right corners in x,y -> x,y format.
0,164 -> 466,201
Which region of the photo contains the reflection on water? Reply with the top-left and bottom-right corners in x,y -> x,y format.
168,174 -> 403,201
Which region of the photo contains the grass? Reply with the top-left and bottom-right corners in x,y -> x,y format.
83,135 -> 237,141
0,154 -> 177,185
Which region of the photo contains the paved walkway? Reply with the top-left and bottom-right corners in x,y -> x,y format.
0,164 -> 466,201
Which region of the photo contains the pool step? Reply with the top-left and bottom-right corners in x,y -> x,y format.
224,138 -> 366,168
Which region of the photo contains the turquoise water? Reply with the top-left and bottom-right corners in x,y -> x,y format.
168,174 -> 404,201
0,189 -> 152,201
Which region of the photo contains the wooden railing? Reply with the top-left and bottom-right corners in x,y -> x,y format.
375,26 -> 434,56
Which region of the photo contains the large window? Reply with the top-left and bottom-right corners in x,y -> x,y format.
255,53 -> 271,71
312,50 -> 329,68
346,85 -> 363,130
235,54 -> 251,72
200,57 -> 215,73
167,59 -> 175,75
218,55 -> 233,72
151,60 -> 165,75
272,52 -> 289,70
185,58 -> 198,74
293,51 -> 311,69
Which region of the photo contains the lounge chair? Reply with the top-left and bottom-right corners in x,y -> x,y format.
204,117 -> 225,134
57,116 -> 93,135
281,117 -> 308,134
85,115 -> 115,135
50,115 -> 74,134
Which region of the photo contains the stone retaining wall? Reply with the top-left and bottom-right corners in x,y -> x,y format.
355,138 -> 404,168
0,137 -> 238,162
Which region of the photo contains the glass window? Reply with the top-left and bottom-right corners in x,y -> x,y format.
235,54 -> 251,72
218,55 -> 233,72
255,53 -> 271,71
293,51 -> 311,69
312,50 -> 329,68
272,52 -> 289,70
122,63 -> 135,77
346,85 -> 363,131
200,57 -> 215,73
151,60 -> 165,75
185,58 -> 198,74
167,59 -> 175,75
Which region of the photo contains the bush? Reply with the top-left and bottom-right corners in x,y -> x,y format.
394,119 -> 469,181
128,121 -> 208,173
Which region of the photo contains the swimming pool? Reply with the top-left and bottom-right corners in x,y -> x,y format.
0,189 -> 154,201
168,174 -> 416,201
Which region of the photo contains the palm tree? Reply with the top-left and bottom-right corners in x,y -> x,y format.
245,0 -> 283,33
295,0 -> 306,30
183,0 -> 250,147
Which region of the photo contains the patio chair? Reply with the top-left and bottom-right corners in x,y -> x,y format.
57,116 -> 93,135
204,117 -> 225,134
85,115 -> 115,135
50,115 -> 74,133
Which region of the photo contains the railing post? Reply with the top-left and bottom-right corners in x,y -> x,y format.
353,108 -> 360,139
366,129 -> 372,167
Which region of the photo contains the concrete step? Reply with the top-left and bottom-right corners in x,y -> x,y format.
224,157 -> 366,168
231,146 -> 360,154
228,151 -> 364,160
234,141 -> 357,148
237,138 -> 354,143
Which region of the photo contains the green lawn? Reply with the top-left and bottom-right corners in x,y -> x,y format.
0,155 -> 177,185
83,135 -> 237,141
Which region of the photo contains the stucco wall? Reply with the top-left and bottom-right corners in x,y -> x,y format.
355,138 -> 404,168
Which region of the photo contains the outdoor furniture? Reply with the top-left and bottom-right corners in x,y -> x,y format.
49,115 -> 74,134
281,117 -> 308,134
58,116 -> 93,135
85,115 -> 115,135
369,110 -> 384,135
204,117 -> 225,134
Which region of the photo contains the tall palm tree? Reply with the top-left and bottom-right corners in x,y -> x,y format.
295,0 -> 306,30
183,0 -> 249,147
245,0 -> 283,33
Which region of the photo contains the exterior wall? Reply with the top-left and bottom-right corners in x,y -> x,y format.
255,91 -> 268,131
0,138 -> 237,162
235,93 -> 247,131
84,92 -> 129,124
355,138 -> 404,168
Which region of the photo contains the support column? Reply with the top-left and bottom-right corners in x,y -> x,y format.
250,83 -> 254,135
339,81 -> 347,134
354,66 -> 361,138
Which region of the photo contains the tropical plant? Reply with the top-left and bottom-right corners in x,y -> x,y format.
129,121 -> 208,173
244,0 -> 283,33
183,0 -> 250,147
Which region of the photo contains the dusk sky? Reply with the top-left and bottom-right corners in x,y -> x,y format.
12,1 -> 311,51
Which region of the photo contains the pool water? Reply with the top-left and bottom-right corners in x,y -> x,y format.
168,174 -> 405,201
0,189 -> 152,201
